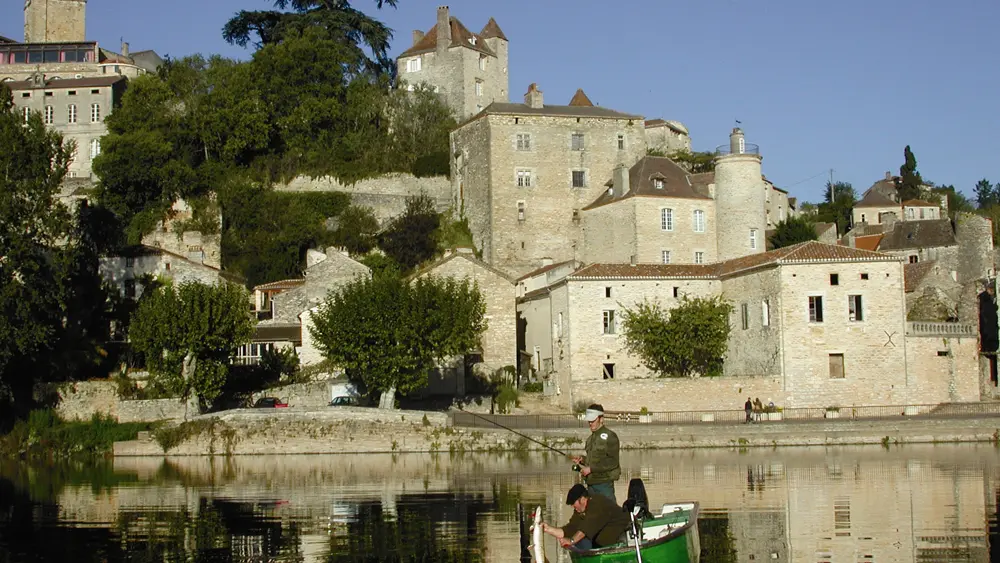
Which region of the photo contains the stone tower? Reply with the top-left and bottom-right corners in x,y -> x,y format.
24,0 -> 87,43
714,128 -> 767,261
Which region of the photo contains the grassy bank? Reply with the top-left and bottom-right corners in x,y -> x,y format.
0,410 -> 152,460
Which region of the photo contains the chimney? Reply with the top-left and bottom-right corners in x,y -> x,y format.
729,128 -> 745,154
881,212 -> 898,229
436,6 -> 451,52
540,257 -> 553,267
630,255 -> 637,266
612,163 -> 629,198
121,42 -> 129,57
412,30 -> 425,46
524,83 -> 544,109
885,171 -> 892,181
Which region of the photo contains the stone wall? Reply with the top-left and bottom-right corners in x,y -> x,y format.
251,381 -> 333,407
714,153 -> 767,261
904,333 -> 979,403
25,0 -> 87,43
581,198 -> 636,264
573,377 -> 784,413
451,117 -> 493,261
636,197 -> 717,265
722,268 -> 782,376
52,381 -> 118,421
274,173 -> 451,225
117,399 -> 187,423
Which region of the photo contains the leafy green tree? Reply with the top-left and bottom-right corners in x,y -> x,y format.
665,149 -> 718,173
769,216 -> 818,249
930,184 -> 974,217
620,296 -> 733,378
816,181 -> 855,233
128,282 -> 254,407
309,275 -> 486,408
974,179 -> 997,210
896,145 -> 924,202
331,205 -> 380,255
385,84 -> 457,173
379,195 -> 441,272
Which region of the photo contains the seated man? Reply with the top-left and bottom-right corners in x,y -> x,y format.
541,484 -> 631,550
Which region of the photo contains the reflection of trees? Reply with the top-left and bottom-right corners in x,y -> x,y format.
328,493 -> 492,562
699,514 -> 738,563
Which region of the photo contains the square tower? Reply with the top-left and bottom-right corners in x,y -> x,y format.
24,0 -> 87,43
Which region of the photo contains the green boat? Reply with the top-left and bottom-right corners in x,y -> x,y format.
568,501 -> 700,563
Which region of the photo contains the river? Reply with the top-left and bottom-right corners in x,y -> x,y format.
1,444 -> 999,562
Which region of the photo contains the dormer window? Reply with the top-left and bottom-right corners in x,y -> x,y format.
654,178 -> 665,190
469,36 -> 478,45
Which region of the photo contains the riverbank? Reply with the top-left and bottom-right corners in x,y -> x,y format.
112,407 -> 1000,456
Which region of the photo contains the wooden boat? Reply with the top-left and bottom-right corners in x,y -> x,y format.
568,501 -> 700,563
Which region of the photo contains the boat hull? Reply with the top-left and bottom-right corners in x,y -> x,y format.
569,502 -> 700,563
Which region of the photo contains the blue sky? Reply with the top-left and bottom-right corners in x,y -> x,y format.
3,0 -> 997,204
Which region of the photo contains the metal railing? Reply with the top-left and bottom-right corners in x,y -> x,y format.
452,402 -> 1000,428
906,322 -> 976,337
715,143 -> 760,156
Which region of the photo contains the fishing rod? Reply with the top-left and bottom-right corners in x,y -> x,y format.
457,408 -> 575,458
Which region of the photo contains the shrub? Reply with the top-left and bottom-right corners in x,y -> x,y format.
495,385 -> 519,414
522,382 -> 543,393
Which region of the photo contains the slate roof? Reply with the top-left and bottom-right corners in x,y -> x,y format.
479,18 -> 508,41
4,75 -> 126,90
864,178 -> 899,201
516,259 -> 576,282
644,119 -> 689,135
408,249 -> 516,283
568,89 -> 594,107
253,324 -> 302,344
568,242 -> 901,281
583,157 -> 710,211
901,199 -> 938,207
878,219 -> 956,251
0,35 -> 16,44
855,189 -> 900,208
904,260 -> 937,293
470,101 -> 643,122
399,17 -> 496,58
254,279 -> 306,292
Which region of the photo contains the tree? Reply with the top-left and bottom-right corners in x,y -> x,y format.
665,149 -> 718,174
379,195 -> 441,272
620,296 -> 733,378
816,181 -> 856,233
309,275 -> 486,408
929,184 -> 974,217
769,216 -> 818,249
974,179 -> 997,210
128,282 -> 254,407
331,205 -> 380,255
384,84 -> 457,174
896,145 -> 924,202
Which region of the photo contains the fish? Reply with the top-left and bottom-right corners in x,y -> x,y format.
528,505 -> 545,563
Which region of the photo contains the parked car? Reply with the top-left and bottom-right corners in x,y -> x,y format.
328,396 -> 359,407
253,397 -> 288,408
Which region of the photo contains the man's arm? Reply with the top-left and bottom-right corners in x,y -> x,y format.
559,530 -> 586,548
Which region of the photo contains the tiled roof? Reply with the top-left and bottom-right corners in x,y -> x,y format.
851,234 -> 883,252
253,279 -> 306,292
0,35 -> 16,44
644,119 -> 688,134
568,89 -> 594,107
904,260 -> 937,293
878,219 -> 956,251
4,75 -> 126,90
516,259 -> 576,282
583,157 -> 710,211
479,18 -> 508,41
409,250 -> 516,283
901,199 -> 937,207
569,263 -> 718,280
855,190 -> 900,208
399,17 -> 496,58
470,101 -> 642,122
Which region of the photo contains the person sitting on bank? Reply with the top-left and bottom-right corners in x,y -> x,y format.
540,484 -> 631,551
571,404 -> 621,503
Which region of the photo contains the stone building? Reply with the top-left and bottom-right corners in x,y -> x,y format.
6,73 -> 124,179
99,246 -> 238,303
396,6 -> 508,120
23,0 -> 87,43
518,241 -> 981,410
644,119 -> 691,154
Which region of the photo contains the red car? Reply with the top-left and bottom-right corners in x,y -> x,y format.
253,397 -> 288,408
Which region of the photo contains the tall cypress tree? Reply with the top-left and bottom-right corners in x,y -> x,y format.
897,145 -> 925,202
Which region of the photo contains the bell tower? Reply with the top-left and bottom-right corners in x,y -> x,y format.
24,0 -> 87,44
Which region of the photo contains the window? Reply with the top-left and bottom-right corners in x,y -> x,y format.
693,209 -> 706,233
809,296 -> 824,323
762,299 -> 770,327
67,103 -> 77,124
741,303 -> 749,330
661,250 -> 671,264
605,287 -> 612,298
694,251 -> 704,264
749,228 -> 758,250
848,295 -> 863,321
829,353 -> 845,379
478,56 -> 486,71
475,81 -> 483,97
44,105 -> 53,124
909,255 -> 919,264
654,178 -> 664,190
860,273 -> 869,280
124,279 -> 136,299
90,138 -> 101,159
778,206 -> 785,221
516,133 -> 531,151
861,213 -> 866,223
672,287 -> 679,298
68,90 -> 77,96
90,103 -> 101,122
603,310 -> 616,334
516,169 -> 532,187
603,363 -> 615,379
617,134 -> 625,150
557,312 -> 564,338
572,170 -> 586,188
125,257 -> 135,268
661,208 -> 674,231
830,273 -> 839,286
21,106 -> 29,123
44,91 -> 53,97
919,208 -> 925,219
571,133 -> 585,151
906,208 -> 915,219
517,201 -> 525,222
405,57 -> 421,72
738,137 -> 746,154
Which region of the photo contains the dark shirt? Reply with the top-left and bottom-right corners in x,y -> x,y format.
744,400 -> 752,411
562,494 -> 631,548
583,425 -> 620,485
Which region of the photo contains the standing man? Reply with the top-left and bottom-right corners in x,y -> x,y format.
744,397 -> 753,424
572,404 -> 621,504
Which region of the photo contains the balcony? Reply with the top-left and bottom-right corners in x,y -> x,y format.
715,143 -> 760,156
906,322 -> 976,337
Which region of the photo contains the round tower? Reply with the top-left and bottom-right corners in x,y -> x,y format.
714,128 -> 767,262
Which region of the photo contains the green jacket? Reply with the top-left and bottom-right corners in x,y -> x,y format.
582,425 -> 621,485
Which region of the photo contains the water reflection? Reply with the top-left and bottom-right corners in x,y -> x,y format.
0,445 -> 998,562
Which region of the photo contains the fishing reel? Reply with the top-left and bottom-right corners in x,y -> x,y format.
572,464 -> 581,472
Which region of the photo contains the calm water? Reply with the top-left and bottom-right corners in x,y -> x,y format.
2,445 -> 1000,562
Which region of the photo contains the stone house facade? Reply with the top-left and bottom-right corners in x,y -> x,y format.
644,119 -> 691,154
519,241 -> 981,410
6,74 -> 125,179
99,246 -> 237,303
396,6 -> 508,120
